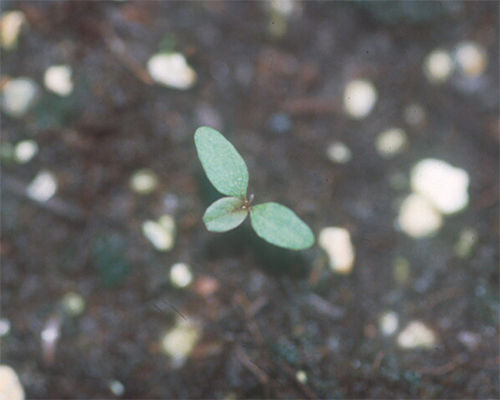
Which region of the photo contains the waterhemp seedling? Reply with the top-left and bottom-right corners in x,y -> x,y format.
194,126 -> 315,250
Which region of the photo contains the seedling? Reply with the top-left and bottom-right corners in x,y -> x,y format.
194,126 -> 315,250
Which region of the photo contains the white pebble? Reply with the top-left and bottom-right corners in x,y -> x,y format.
454,227 -> 478,258
424,49 -> 454,84
343,79 -> 377,119
0,365 -> 25,400
170,262 -> 193,288
26,171 -> 57,202
379,311 -> 399,336
455,41 -> 487,78
319,227 -> 355,274
1,78 -> 38,118
398,193 -> 442,238
142,215 -> 175,251
147,53 -> 196,90
108,380 -> 125,396
397,321 -> 436,349
0,11 -> 26,49
61,292 -> 85,316
14,140 -> 38,163
0,319 -> 10,337
129,169 -> 158,194
161,319 -> 201,367
411,158 -> 469,215
268,0 -> 296,17
44,65 -> 73,96
295,370 -> 307,384
457,331 -> 480,351
375,128 -> 407,158
326,141 -> 351,164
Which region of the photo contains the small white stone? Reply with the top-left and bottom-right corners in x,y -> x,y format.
319,227 -> 355,274
295,370 -> 307,384
147,53 -> 196,90
268,0 -> 296,17
455,41 -> 487,78
398,193 -> 442,238
61,292 -> 85,316
454,227 -> 478,258
0,365 -> 25,400
0,319 -> 11,337
424,49 -> 454,84
41,317 -> 60,345
14,140 -> 38,163
0,11 -> 26,49
326,141 -> 352,164
26,171 -> 57,202
108,380 -> 125,396
1,78 -> 38,118
411,158 -> 469,215
375,128 -> 407,158
161,319 -> 201,367
170,262 -> 193,288
142,215 -> 175,251
44,65 -> 73,96
343,79 -> 377,119
379,311 -> 399,336
457,331 -> 480,351
397,321 -> 436,349
129,169 -> 158,194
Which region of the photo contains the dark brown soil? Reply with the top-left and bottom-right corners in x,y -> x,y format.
1,1 -> 498,398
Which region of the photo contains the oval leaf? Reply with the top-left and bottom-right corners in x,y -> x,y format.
203,197 -> 249,232
250,202 -> 315,250
195,126 -> 249,197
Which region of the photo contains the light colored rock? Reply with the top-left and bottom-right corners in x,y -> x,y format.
129,169 -> 158,195
1,78 -> 38,118
268,0 -> 296,17
14,140 -> 38,163
61,292 -> 85,316
375,128 -> 407,158
343,79 -> 377,119
295,370 -> 307,383
161,318 -> 201,367
397,321 -> 436,349
170,262 -> 193,288
457,331 -> 480,351
454,227 -> 478,258
411,158 -> 469,215
0,365 -> 24,400
142,215 -> 175,251
379,311 -> 399,336
398,193 -> 442,238
326,141 -> 351,164
147,53 -> 196,90
424,49 -> 454,84
455,41 -> 487,78
108,380 -> 125,396
0,319 -> 10,337
0,11 -> 26,49
26,171 -> 57,202
44,65 -> 73,96
319,227 -> 355,274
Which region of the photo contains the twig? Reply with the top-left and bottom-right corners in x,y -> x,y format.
235,345 -> 269,385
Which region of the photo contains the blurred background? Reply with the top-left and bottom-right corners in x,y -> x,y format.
0,1 -> 498,398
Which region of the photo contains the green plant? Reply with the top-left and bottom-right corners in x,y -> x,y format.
194,126 -> 314,250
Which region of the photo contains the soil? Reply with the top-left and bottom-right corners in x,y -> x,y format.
1,1 -> 499,398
